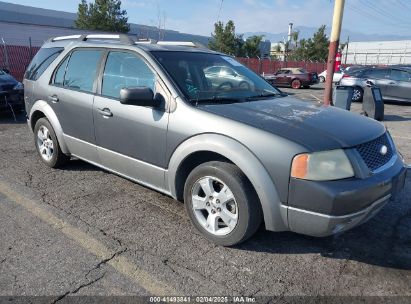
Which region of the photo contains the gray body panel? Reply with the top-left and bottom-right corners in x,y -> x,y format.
24,38 -> 406,236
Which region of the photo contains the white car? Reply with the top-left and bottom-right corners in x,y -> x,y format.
318,70 -> 343,83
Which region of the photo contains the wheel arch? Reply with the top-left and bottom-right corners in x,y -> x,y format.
167,133 -> 288,231
29,100 -> 70,154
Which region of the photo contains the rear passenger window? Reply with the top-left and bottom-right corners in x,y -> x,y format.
54,49 -> 103,93
25,47 -> 63,80
102,51 -> 155,99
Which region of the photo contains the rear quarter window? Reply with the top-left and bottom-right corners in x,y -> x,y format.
24,47 -> 64,81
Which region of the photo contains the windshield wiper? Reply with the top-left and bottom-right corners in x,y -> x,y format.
189,96 -> 244,105
245,92 -> 280,100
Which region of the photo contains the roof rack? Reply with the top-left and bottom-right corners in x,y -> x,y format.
49,34 -> 206,49
50,33 -> 135,45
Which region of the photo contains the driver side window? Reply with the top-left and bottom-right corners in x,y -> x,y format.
102,51 -> 155,99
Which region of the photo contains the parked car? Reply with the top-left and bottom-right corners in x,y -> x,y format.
340,66 -> 411,103
204,65 -> 253,90
0,68 -> 24,112
24,34 -> 407,246
318,69 -> 343,83
263,68 -> 319,89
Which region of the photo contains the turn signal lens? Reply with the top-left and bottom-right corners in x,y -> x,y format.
291,154 -> 309,179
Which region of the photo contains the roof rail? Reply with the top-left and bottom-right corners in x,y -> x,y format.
50,34 -> 135,45
135,38 -> 158,44
157,41 -> 197,47
49,35 -> 207,49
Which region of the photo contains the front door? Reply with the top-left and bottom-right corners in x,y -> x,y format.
93,50 -> 169,190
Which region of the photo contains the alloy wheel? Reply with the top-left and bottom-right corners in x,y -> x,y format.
191,176 -> 238,236
37,125 -> 54,161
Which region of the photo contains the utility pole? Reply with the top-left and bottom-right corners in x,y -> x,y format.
324,0 -> 345,106
344,35 -> 349,65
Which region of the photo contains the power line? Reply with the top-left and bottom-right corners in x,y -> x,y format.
216,0 -> 224,22
346,2 -> 411,29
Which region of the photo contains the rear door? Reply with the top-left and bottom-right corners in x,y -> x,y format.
363,68 -> 391,97
386,69 -> 411,101
49,48 -> 104,161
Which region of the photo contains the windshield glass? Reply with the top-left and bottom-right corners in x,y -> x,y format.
151,51 -> 281,103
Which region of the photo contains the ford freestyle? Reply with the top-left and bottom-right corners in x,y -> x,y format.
23,34 -> 407,246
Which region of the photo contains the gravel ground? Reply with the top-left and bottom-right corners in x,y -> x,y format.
0,86 -> 410,301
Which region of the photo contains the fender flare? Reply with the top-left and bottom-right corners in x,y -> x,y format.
29,100 -> 70,155
167,133 -> 288,231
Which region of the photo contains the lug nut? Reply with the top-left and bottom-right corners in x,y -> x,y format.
217,207 -> 221,212
206,202 -> 210,207
216,199 -> 220,204
209,196 -> 213,200
211,209 -> 216,214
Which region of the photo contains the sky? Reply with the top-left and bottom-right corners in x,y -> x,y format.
5,0 -> 411,37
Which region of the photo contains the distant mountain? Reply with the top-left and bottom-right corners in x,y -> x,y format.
243,26 -> 411,43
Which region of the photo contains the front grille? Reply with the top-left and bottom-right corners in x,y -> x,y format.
355,133 -> 394,172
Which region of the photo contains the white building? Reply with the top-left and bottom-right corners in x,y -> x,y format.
343,40 -> 411,65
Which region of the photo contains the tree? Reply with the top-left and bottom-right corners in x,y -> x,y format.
75,0 -> 130,33
289,25 -> 329,62
291,30 -> 299,48
243,35 -> 264,58
209,20 -> 239,55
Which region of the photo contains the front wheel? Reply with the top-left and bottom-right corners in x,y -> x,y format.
291,79 -> 302,89
184,161 -> 262,246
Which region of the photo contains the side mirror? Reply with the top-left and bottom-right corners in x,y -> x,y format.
120,87 -> 156,107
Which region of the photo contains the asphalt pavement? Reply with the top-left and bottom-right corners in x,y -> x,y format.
0,87 -> 410,301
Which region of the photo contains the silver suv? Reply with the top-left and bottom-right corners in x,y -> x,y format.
24,34 -> 407,246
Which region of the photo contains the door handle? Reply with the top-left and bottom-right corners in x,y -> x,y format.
389,82 -> 396,85
97,107 -> 113,117
48,95 -> 59,103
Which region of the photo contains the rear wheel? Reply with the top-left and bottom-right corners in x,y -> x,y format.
352,87 -> 364,102
184,161 -> 262,246
291,79 -> 302,89
34,118 -> 69,168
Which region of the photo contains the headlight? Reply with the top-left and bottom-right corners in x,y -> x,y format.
13,82 -> 23,90
291,149 -> 354,181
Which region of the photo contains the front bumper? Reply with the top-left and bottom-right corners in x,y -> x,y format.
0,90 -> 24,110
285,155 -> 407,237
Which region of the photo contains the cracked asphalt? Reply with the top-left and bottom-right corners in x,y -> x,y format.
0,85 -> 410,300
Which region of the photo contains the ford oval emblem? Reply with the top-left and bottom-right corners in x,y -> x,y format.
380,145 -> 388,156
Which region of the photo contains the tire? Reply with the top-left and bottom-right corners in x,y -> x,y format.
291,79 -> 302,89
352,87 -> 364,102
239,81 -> 250,90
34,118 -> 69,168
319,76 -> 325,83
184,161 -> 262,246
218,82 -> 233,90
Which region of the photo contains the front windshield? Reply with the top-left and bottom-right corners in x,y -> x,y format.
151,51 -> 281,103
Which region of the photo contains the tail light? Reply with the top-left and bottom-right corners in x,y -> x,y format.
342,74 -> 351,78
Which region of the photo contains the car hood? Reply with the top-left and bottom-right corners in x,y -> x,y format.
198,96 -> 385,151
0,74 -> 18,86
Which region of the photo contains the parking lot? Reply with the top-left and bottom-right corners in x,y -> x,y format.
0,83 -> 410,300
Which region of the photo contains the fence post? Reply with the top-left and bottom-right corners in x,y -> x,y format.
1,38 -> 9,69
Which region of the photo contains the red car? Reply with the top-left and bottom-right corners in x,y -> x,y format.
263,68 -> 319,89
